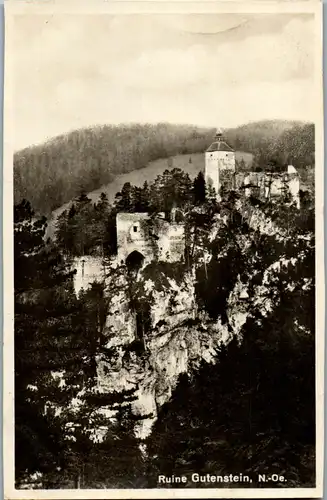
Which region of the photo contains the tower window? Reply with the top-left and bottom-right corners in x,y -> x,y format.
133,226 -> 138,232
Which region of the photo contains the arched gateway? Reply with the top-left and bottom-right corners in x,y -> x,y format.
116,212 -> 185,265
126,250 -> 145,272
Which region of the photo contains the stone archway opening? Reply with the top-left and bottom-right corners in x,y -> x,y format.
126,250 -> 145,273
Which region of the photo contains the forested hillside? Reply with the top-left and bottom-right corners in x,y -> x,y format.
225,121 -> 315,170
225,120 -> 303,150
14,124 -> 214,215
14,120 -> 314,217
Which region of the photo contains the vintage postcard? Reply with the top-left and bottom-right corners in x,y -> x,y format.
3,0 -> 324,498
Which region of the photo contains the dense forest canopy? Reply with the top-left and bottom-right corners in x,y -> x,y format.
224,120 -> 305,152
14,120 -> 314,217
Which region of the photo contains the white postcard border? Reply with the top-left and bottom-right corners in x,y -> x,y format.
3,1 -> 324,499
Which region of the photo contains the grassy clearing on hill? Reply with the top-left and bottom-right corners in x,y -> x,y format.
87,150 -> 253,204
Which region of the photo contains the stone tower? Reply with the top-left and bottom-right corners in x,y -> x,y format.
205,128 -> 236,198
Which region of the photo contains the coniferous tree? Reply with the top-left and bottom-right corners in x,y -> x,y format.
15,200 -> 76,484
193,171 -> 206,205
115,182 -> 133,212
15,200 -> 142,488
56,192 -> 117,257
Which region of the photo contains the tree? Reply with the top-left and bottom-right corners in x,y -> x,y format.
15,200 -> 142,488
56,192 -> 117,257
193,171 -> 206,205
115,182 -> 132,212
239,157 -> 246,171
140,181 -> 150,212
15,200 -> 75,483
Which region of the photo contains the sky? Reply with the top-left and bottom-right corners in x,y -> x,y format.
12,13 -> 315,151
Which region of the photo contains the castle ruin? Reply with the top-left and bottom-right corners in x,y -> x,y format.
73,128 -> 301,293
205,129 -> 300,207
116,210 -> 185,270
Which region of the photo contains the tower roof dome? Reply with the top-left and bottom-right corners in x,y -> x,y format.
206,141 -> 234,153
206,128 -> 234,153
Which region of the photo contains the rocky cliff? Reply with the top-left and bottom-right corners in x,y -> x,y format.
69,200 -> 302,442
93,257 -> 249,439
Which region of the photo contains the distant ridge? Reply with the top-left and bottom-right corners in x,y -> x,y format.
224,119 -> 309,149
14,120 -> 313,216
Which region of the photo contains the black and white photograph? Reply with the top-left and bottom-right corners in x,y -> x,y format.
3,1 -> 324,498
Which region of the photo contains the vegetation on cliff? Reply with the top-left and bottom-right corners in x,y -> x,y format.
15,200 -> 145,488
55,168 -> 203,257
146,195 -> 315,488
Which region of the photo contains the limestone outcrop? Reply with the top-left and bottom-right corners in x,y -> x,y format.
70,201 -> 292,441
96,263 -> 231,438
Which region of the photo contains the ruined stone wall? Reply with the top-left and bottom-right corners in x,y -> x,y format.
73,256 -> 105,296
117,212 -> 185,265
158,224 -> 185,262
116,213 -> 155,265
235,171 -> 300,207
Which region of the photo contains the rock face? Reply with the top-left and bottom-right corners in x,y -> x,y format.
237,170 -> 300,208
96,263 -> 231,438
70,200 -> 290,440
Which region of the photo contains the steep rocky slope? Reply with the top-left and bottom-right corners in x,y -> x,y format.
96,263 -> 232,438
65,197 -> 312,443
